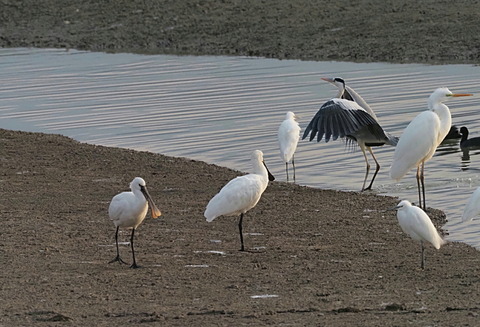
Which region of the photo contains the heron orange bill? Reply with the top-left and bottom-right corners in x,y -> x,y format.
450,93 -> 473,97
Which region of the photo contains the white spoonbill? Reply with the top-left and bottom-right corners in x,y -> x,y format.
462,186 -> 480,222
204,150 -> 275,251
389,88 -> 472,210
108,177 -> 161,268
393,200 -> 446,269
303,77 -> 398,191
278,111 -> 300,182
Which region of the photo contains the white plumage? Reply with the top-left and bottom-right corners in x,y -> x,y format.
204,150 -> 275,251
108,177 -> 161,268
394,200 -> 446,269
462,186 -> 480,222
390,88 -> 472,209
278,111 -> 300,182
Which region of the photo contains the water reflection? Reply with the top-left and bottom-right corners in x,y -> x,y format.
461,148 -> 480,169
458,126 -> 480,168
1,48 -> 480,248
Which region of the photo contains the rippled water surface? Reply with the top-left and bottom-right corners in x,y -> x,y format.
1,48 -> 480,247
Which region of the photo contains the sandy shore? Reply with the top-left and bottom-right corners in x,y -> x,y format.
2,128 -> 480,326
1,1 -> 480,326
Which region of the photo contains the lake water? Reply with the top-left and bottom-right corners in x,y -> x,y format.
1,48 -> 479,248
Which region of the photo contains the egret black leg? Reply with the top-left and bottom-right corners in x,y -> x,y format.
109,226 -> 128,265
416,166 -> 423,210
238,213 -> 245,251
364,147 -> 380,191
292,155 -> 296,183
130,228 -> 140,269
285,162 -> 289,182
420,162 -> 426,210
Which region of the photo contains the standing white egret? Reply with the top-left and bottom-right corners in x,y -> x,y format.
462,186 -> 480,222
389,88 -> 472,210
108,177 -> 161,268
204,150 -> 275,251
302,77 -> 398,191
278,111 -> 300,182
393,200 -> 446,269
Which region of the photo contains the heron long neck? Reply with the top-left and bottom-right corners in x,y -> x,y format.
344,85 -> 378,121
431,103 -> 452,144
335,85 -> 346,99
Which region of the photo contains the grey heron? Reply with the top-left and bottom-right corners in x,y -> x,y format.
302,77 -> 397,191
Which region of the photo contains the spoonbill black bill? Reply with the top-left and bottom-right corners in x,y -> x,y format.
389,88 -> 472,210
393,200 -> 446,269
278,111 -> 300,182
302,77 -> 397,191
108,177 -> 161,268
204,150 -> 275,251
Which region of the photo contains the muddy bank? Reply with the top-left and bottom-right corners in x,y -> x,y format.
1,0 -> 479,64
1,129 -> 479,326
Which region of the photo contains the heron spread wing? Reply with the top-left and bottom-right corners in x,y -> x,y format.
302,99 -> 383,143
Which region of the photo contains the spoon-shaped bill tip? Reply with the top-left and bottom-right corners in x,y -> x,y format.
151,205 -> 162,218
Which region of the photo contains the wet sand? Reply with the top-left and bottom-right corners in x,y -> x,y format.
1,1 -> 480,326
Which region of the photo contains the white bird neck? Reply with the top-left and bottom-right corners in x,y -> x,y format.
335,86 -> 346,99
252,159 -> 268,180
430,102 -> 452,142
132,187 -> 145,199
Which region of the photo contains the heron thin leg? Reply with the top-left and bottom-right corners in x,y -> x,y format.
364,147 -> 380,191
416,165 -> 422,210
285,162 -> 289,182
420,240 -> 425,269
238,213 -> 245,251
292,155 -> 296,183
420,162 -> 426,210
109,226 -> 128,265
130,228 -> 140,269
359,145 -> 370,191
